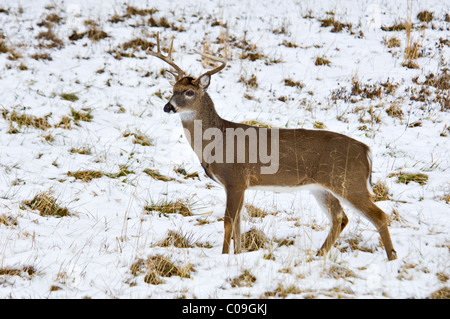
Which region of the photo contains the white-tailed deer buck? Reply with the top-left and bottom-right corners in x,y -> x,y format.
148,34 -> 397,261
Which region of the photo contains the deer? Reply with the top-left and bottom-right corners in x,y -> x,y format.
147,34 -> 397,261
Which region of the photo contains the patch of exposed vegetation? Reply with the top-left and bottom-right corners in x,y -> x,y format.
144,199 -> 192,217
22,192 -> 71,217
240,120 -> 272,128
417,11 -> 433,23
143,168 -> 174,182
284,78 -> 304,89
67,170 -> 103,182
242,228 -> 268,251
381,21 -> 407,32
2,110 -> 51,132
388,172 -> 428,185
130,255 -> 193,285
70,108 -> 93,124
156,230 -> 194,248
174,166 -> 200,180
331,79 -> 398,102
319,16 -> 352,33
239,74 -> 258,89
315,56 -> 331,66
229,270 -> 257,287
60,93 -> 79,102
123,130 -> 154,146
245,204 -> 268,218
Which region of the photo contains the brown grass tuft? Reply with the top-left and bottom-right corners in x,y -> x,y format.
372,181 -> 390,202
22,192 -> 71,217
388,172 -> 428,185
156,230 -> 194,248
315,56 -> 331,66
67,170 -> 103,182
245,204 -> 268,218
2,110 -> 51,131
428,287 -> 450,299
242,228 -> 268,251
130,255 -> 192,285
417,11 -> 433,22
144,199 -> 192,217
229,270 -> 257,287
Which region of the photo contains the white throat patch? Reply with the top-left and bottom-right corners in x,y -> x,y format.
179,110 -> 196,122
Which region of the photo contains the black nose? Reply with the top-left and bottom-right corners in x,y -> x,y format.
163,102 -> 176,113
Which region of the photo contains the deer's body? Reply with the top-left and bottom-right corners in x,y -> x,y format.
149,35 -> 397,261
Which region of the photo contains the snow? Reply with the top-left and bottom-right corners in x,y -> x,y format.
0,0 -> 449,299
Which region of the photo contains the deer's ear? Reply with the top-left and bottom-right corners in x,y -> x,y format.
197,74 -> 210,90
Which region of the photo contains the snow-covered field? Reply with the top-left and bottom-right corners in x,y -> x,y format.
0,0 -> 449,299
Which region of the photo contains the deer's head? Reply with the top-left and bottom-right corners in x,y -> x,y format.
146,33 -> 226,115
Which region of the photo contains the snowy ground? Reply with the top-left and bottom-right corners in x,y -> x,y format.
0,0 -> 449,299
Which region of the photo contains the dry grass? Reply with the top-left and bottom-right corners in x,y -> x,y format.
284,78 -> 304,89
130,255 -> 193,285
0,266 -> 37,277
402,19 -> 420,69
326,264 -> 357,279
174,166 -> 200,180
121,38 -> 154,52
428,287 -> 450,299
423,70 -> 449,90
156,230 -> 194,248
241,228 -> 268,251
2,110 -> 51,131
0,214 -> 18,227
70,108 -> 93,124
386,102 -> 404,119
143,168 -> 174,182
69,147 -> 91,155
417,11 -> 433,22
30,52 -> 52,61
123,130 -> 154,146
315,56 -> 331,66
229,270 -> 257,287
240,120 -> 272,128
239,74 -> 258,89
245,204 -> 268,218
35,27 -> 64,49
67,170 -> 103,182
389,172 -> 428,185
383,36 -> 401,48
381,21 -> 407,31
262,283 -> 302,298
313,121 -> 326,129
22,192 -> 71,217
60,93 -> 79,102
144,199 -> 193,217
372,181 -> 390,202
319,16 -> 352,33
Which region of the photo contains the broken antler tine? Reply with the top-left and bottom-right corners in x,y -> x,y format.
168,37 -> 174,60
155,32 -> 161,53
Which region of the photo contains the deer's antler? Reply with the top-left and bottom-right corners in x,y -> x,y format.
194,50 -> 227,80
146,33 -> 185,81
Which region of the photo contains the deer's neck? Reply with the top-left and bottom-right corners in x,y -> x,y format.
180,93 -> 223,161
180,93 -> 223,132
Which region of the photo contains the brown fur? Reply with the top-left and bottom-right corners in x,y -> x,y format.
164,75 -> 397,261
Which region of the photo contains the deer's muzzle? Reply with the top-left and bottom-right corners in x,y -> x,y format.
163,102 -> 176,113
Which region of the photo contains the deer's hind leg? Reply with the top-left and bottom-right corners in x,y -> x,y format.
346,194 -> 397,261
311,190 -> 348,257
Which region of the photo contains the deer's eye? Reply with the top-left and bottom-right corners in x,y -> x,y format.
185,90 -> 195,97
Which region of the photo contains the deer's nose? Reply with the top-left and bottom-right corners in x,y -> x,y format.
163,102 -> 176,113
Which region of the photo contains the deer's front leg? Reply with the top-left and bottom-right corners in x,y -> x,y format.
222,186 -> 245,254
